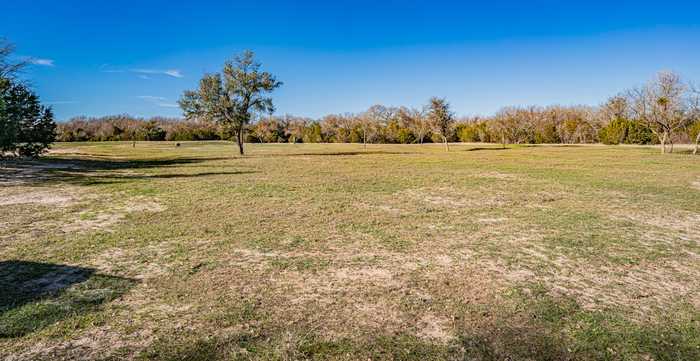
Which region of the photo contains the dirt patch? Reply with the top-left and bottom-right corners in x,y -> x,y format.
48,147 -> 84,155
476,171 -> 519,180
416,313 -> 453,342
6,325 -> 152,361
612,210 -> 700,239
63,213 -> 124,233
0,191 -> 74,206
529,256 -> 700,318
61,198 -> 167,234
692,181 -> 700,191
400,187 -> 507,209
123,200 -> 167,213
91,244 -> 172,280
477,217 -> 508,224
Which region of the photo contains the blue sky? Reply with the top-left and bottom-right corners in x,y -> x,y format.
3,1 -> 700,120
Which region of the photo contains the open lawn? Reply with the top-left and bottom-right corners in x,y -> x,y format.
1,141 -> 699,360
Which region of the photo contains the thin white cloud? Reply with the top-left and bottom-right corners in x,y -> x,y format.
138,95 -> 179,108
163,69 -> 183,78
131,68 -> 183,78
20,56 -> 55,67
138,95 -> 167,101
101,64 -> 184,78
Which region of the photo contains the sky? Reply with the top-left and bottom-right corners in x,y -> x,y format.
2,0 -> 700,121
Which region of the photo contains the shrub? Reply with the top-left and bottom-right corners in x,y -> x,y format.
138,121 -> 166,141
598,118 -> 652,145
624,120 -> 654,144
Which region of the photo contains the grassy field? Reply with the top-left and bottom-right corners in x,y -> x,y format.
1,141 -> 699,360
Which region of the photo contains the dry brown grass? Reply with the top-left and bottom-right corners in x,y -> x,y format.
1,142 -> 698,360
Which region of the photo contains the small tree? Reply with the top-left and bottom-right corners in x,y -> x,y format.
1,40 -> 56,158
1,78 -> 56,157
427,97 -> 454,151
179,50 -> 282,155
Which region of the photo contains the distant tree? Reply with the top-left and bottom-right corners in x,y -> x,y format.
360,105 -> 393,148
303,122 -> 323,143
285,116 -> 306,143
427,97 -> 454,151
627,72 -> 695,154
491,107 -> 533,148
398,107 -> 428,144
179,50 -> 282,155
139,120 -> 167,141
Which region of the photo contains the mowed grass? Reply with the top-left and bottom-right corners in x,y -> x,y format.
1,141 -> 699,360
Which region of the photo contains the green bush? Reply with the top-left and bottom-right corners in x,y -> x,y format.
688,121 -> 700,142
624,120 -> 654,144
138,121 -> 167,141
599,118 -> 653,145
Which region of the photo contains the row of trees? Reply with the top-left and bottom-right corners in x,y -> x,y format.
57,92 -> 700,153
44,50 -> 700,156
174,52 -> 700,154
1,39 -> 56,157
56,115 -> 221,142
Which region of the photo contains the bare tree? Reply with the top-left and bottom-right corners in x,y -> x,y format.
627,72 -> 694,154
399,107 -> 429,144
491,106 -> 536,147
361,105 -> 393,149
427,97 -> 454,151
0,39 -> 28,80
285,116 -> 306,144
601,96 -> 630,123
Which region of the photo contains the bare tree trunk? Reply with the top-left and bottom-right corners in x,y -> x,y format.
443,136 -> 449,152
237,129 -> 244,155
501,132 -> 506,149
363,129 -> 367,150
694,133 -> 700,155
660,132 -> 668,154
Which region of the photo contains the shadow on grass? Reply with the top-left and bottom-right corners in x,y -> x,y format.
74,171 -> 258,184
248,150 -> 417,158
0,156 -> 248,185
0,260 -> 137,338
463,147 -> 510,152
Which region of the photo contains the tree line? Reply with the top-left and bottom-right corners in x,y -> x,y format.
58,85 -> 700,154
